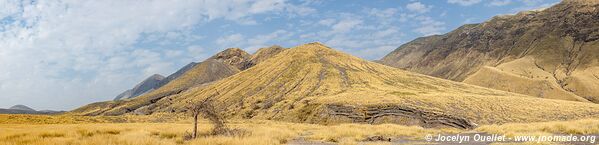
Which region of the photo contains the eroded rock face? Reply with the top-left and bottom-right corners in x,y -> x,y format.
380,0 -> 599,103
324,105 -> 477,129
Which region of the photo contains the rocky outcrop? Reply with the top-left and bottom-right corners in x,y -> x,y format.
209,48 -> 252,70
324,104 -> 476,129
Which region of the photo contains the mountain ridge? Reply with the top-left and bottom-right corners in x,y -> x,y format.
380,0 -> 599,103
114,74 -> 165,100
77,45 -> 287,115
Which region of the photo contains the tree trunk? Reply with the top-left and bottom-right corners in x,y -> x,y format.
193,113 -> 198,139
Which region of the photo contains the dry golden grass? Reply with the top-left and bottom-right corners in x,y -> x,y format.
0,113 -> 184,124
476,119 -> 599,137
0,119 -> 455,145
2,114 -> 599,145
464,56 -> 593,102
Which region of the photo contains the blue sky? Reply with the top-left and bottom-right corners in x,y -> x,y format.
0,0 -> 559,110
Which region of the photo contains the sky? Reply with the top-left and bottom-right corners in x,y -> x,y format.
0,0 -> 560,110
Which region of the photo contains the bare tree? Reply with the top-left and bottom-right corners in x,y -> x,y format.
186,100 -> 202,139
186,91 -> 229,139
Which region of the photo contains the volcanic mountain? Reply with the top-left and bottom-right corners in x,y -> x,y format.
112,46 -> 286,101
74,42 -> 599,129
76,46 -> 286,115
380,0 -> 599,103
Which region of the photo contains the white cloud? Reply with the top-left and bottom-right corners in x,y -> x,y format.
414,16 -> 446,36
214,30 -> 293,53
373,27 -> 399,38
285,3 -> 317,16
246,30 -> 290,52
248,0 -> 286,14
448,0 -> 482,6
331,19 -> 363,34
217,33 -> 245,47
0,0 -> 310,110
318,19 -> 336,26
406,2 -> 432,13
521,0 -> 544,6
368,8 -> 398,18
510,0 -> 557,13
185,45 -> 211,62
488,0 -> 512,6
0,0 -> 20,19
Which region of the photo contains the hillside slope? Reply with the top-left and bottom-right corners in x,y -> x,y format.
114,74 -> 165,100
156,62 -> 199,89
380,0 -> 599,103
75,43 -> 599,129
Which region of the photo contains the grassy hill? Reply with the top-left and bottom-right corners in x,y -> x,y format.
73,42 -> 599,129
379,0 -> 599,103
72,46 -> 286,116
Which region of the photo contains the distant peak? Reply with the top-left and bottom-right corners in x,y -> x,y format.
211,48 -> 250,59
306,42 -> 326,46
9,104 -> 35,111
267,45 -> 284,49
149,74 -> 165,80
220,48 -> 247,54
295,42 -> 333,51
255,45 -> 285,52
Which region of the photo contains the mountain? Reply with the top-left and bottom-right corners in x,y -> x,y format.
156,62 -> 199,89
9,105 -> 35,111
208,48 -> 252,70
77,46 -> 286,115
114,46 -> 272,101
114,74 -> 165,100
73,42 -> 599,129
115,62 -> 199,101
379,0 -> 599,103
248,45 -> 286,65
0,105 -> 63,114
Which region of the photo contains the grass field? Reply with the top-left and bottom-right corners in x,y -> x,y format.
1,114 -> 598,145
0,114 -> 458,145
